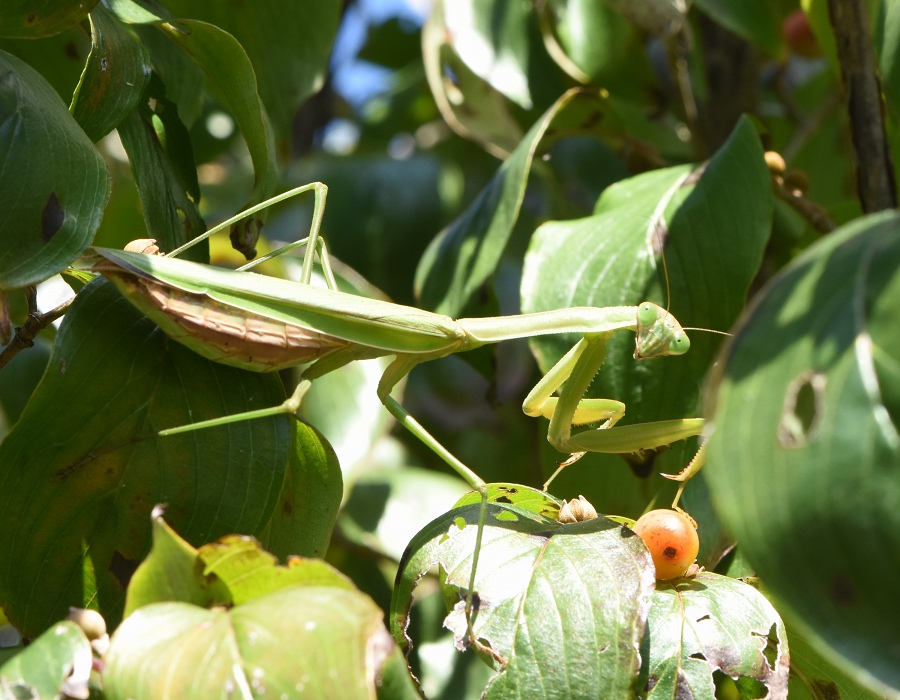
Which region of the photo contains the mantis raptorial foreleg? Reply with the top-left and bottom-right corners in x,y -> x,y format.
91,182 -> 708,646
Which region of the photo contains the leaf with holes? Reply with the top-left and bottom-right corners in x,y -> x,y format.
638,573 -> 789,699
391,501 -> 656,699
0,621 -> 92,698
705,211 -> 900,696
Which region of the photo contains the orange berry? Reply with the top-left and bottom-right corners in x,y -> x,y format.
632,509 -> 699,580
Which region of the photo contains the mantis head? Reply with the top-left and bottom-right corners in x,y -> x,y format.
634,302 -> 690,360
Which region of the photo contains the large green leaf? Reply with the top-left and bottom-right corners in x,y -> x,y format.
161,0 -> 341,144
71,5 -> 151,142
0,279 -> 291,637
705,212 -> 900,697
0,50 -> 110,290
522,116 -> 772,432
639,574 -> 789,698
0,0 -> 96,38
392,502 -> 656,698
105,589 -> 391,699
0,621 -> 92,699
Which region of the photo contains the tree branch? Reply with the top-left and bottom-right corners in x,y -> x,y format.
828,0 -> 897,212
0,290 -> 71,371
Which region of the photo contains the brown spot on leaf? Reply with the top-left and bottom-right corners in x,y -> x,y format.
830,573 -> 856,606
109,551 -> 139,589
41,193 -> 65,242
64,41 -> 79,60
26,13 -> 37,24
282,500 -> 293,515
809,679 -> 840,700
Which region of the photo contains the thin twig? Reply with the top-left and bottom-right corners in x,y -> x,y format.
828,0 -> 897,212
0,293 -> 72,371
772,178 -> 836,233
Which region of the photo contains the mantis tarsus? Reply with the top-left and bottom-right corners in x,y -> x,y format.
88,182 -> 706,643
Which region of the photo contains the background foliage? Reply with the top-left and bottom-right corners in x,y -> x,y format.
0,0 -> 898,698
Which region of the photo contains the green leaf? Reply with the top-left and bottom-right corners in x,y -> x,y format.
787,623 -> 890,699
341,468 -> 472,561
522,116 -> 772,431
0,0 -> 96,39
440,0 -> 533,109
158,19 -> 277,257
452,482 -> 562,519
693,0 -> 783,55
0,26 -> 92,101
71,5 -> 151,142
639,574 -> 789,698
0,279 -> 291,637
0,49 -> 110,290
705,212 -> 900,696
0,621 -> 92,699
391,503 -> 656,698
421,0 -> 524,158
116,105 -> 206,257
132,23 -> 204,126
258,421 -> 343,561
877,0 -> 900,125
123,506 -> 221,616
160,0 -> 341,144
415,88 -> 607,316
104,589 -> 391,699
544,0 -> 645,88
198,537 -> 354,606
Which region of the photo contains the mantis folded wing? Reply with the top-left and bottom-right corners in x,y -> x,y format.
88,183 -> 706,644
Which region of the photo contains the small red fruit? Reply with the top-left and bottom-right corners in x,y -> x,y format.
632,509 -> 699,580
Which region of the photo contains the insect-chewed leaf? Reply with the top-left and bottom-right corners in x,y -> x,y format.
91,248 -> 467,372
639,574 -> 789,699
0,278 -> 291,637
391,502 -> 655,698
705,211 -> 900,695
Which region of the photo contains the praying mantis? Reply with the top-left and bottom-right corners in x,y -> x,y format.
87,182 -> 707,641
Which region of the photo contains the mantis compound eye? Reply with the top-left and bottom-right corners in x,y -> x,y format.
637,303 -> 659,327
667,331 -> 690,356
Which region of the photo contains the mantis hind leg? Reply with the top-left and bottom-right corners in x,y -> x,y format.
237,183 -> 338,290
378,355 -> 488,646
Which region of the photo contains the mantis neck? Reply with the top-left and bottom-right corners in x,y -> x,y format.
457,306 -> 638,347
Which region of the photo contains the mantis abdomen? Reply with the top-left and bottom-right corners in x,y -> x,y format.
102,268 -> 353,373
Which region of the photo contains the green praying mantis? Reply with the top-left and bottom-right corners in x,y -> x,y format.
87,182 -> 708,643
